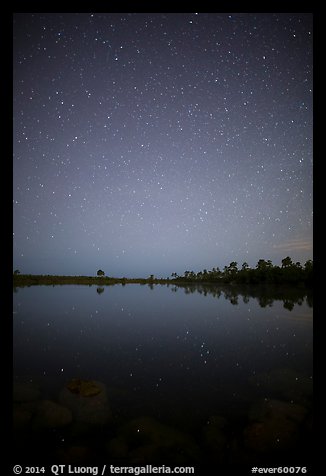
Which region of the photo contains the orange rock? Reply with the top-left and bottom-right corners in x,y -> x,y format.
66,379 -> 102,397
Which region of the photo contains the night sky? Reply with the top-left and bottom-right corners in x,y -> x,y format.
13,12 -> 313,278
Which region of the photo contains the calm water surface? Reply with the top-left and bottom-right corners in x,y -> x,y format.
13,284 -> 313,469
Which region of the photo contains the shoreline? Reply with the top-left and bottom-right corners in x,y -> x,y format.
13,274 -> 312,289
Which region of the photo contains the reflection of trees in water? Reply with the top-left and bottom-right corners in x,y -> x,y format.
229,295 -> 239,305
283,300 -> 294,311
171,283 -> 313,311
96,287 -> 105,294
258,296 -> 274,308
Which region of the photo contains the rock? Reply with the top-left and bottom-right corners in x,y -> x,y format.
106,436 -> 129,459
13,381 -> 41,402
33,400 -> 73,429
20,400 -> 41,415
55,446 -> 94,464
205,415 -> 227,429
59,380 -> 112,429
249,368 -> 313,403
115,416 -> 201,464
244,418 -> 298,452
202,415 -> 227,457
66,379 -> 102,397
244,399 -> 307,453
249,399 -> 307,424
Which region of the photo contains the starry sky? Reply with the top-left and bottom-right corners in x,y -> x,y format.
13,12 -> 313,278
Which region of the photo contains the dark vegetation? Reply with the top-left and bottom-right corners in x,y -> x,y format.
12,274 -> 171,287
172,257 -> 313,286
13,257 -> 312,288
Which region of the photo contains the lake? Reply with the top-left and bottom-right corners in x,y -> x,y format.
13,283 -> 313,471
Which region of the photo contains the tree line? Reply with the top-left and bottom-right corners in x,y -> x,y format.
13,256 -> 313,287
171,257 -> 313,285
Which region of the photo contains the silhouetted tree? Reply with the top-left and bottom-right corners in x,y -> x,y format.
282,256 -> 293,268
176,257 -> 312,286
225,261 -> 238,281
304,259 -> 313,270
14,269 -> 20,275
97,269 -> 105,277
228,261 -> 238,272
256,259 -> 273,270
303,260 -> 313,285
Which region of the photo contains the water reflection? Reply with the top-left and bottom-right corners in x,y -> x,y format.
171,283 -> 313,310
13,284 -> 312,468
16,282 -> 313,311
